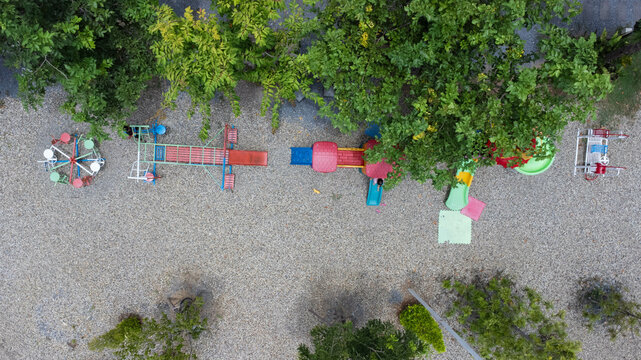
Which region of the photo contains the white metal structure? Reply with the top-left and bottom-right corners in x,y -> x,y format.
574,128 -> 628,180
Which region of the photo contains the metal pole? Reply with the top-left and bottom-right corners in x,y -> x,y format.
407,288 -> 483,360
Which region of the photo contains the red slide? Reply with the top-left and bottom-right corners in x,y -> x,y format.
337,150 -> 364,166
227,150 -> 268,166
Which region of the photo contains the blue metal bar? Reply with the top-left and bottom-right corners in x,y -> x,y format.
220,125 -> 228,190
153,118 -> 158,185
75,135 -> 80,178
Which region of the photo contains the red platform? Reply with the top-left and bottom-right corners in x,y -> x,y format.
337,150 -> 364,166
227,150 -> 268,166
363,139 -> 393,179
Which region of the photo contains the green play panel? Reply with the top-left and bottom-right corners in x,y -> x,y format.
445,183 -> 469,211
438,210 -> 472,244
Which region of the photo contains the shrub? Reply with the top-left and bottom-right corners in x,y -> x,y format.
298,319 -> 428,360
151,1 -> 320,139
577,277 -> 641,340
90,297 -> 208,359
443,274 -> 582,359
399,304 -> 445,353
88,315 -> 142,351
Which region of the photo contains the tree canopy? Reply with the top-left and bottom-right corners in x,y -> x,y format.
2,0 -> 614,188
0,0 -> 158,140
306,0 -> 612,188
151,0 -> 319,139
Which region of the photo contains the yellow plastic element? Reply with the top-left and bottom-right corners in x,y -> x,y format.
456,171 -> 473,187
413,132 -> 425,140
337,164 -> 365,168
313,188 -> 320,194
337,147 -> 365,152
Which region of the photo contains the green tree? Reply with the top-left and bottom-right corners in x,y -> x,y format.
0,0 -> 159,140
151,0 -> 319,140
443,274 -> 581,360
399,304 -> 445,353
577,277 -> 641,340
298,319 -> 428,360
90,297 -> 208,359
306,0 -> 612,189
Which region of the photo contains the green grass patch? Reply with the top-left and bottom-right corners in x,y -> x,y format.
597,51 -> 641,126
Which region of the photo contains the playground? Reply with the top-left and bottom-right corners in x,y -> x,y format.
0,81 -> 640,359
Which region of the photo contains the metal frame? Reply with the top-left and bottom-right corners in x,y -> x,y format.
127,121 -> 234,190
39,134 -> 105,187
574,128 -> 628,180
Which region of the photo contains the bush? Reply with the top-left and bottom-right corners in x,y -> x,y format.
90,297 -> 208,359
443,274 -> 582,359
298,319 -> 428,360
88,315 -> 142,351
399,304 -> 445,353
597,51 -> 641,125
577,277 -> 641,340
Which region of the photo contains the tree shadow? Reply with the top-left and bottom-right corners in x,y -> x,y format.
293,269 -> 391,339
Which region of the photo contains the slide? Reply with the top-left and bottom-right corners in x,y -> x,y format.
367,179 -> 383,206
445,169 -> 473,211
227,150 -> 268,166
290,147 -> 313,165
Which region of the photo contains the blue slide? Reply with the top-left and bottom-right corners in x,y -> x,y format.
290,147 -> 312,165
367,179 -> 383,206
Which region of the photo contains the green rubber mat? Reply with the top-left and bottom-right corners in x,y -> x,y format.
438,210 -> 472,244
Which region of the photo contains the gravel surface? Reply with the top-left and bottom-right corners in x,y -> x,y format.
571,0 -> 641,35
1,81 -> 640,360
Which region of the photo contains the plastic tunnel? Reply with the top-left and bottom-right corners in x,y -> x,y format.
290,147 -> 312,165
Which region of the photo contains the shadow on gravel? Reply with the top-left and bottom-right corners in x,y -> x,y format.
293,270 -> 393,340
156,271 -> 225,325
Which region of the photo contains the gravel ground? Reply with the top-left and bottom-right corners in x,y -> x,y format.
571,0 -> 641,35
0,81 -> 640,360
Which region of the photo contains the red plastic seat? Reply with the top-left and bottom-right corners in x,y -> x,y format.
312,142 -> 338,173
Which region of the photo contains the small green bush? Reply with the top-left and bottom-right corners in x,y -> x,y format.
298,319 -> 428,360
88,315 -> 142,351
399,304 -> 445,353
578,277 -> 641,340
90,297 -> 208,359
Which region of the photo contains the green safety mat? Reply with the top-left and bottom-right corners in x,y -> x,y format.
438,210 -> 472,244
